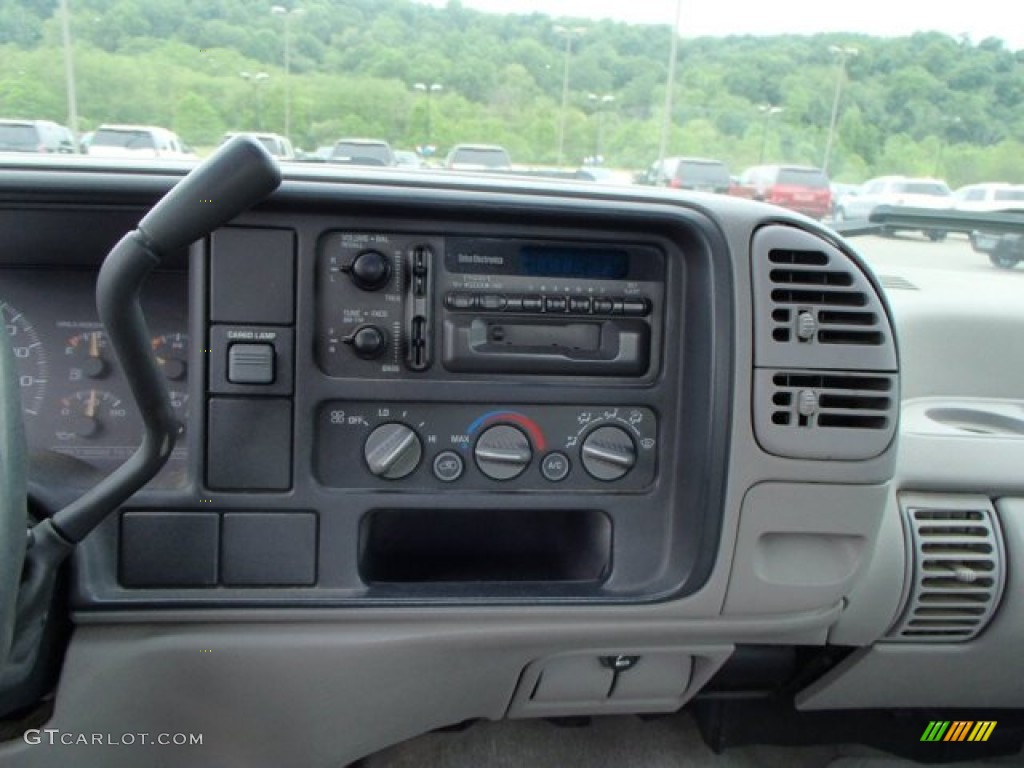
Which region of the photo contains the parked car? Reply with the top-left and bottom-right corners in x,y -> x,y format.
0,119 -> 77,154
394,149 -> 423,169
970,231 -> 1023,269
444,143 -> 512,171
329,138 -> 396,166
637,156 -> 731,193
834,175 -> 953,239
86,124 -> 195,160
732,164 -> 832,219
220,132 -> 296,160
954,182 -> 1024,212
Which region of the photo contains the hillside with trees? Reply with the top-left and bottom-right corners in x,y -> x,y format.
1,0 -> 1023,183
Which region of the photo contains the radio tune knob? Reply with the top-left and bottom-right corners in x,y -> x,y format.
474,424 -> 532,481
364,423 -> 422,480
347,249 -> 392,291
581,425 -> 636,482
346,325 -> 388,360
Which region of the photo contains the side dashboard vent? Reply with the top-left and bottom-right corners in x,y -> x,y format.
752,226 -> 897,372
888,499 -> 1005,643
753,369 -> 898,459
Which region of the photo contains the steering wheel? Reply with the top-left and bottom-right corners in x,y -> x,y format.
0,323 -> 27,673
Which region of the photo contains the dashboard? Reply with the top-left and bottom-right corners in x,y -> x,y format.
1,158 -> 1022,768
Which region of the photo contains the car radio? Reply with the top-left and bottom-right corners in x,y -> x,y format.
316,232 -> 666,380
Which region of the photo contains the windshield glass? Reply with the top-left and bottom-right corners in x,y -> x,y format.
0,1 -> 1020,279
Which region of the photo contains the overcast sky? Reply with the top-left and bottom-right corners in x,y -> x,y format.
417,0 -> 1023,50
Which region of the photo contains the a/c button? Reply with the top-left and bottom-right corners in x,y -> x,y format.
541,452 -> 571,482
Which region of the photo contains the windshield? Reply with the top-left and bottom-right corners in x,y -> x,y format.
0,2 -> 1020,272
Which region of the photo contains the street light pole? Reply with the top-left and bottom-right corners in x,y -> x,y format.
413,82 -> 443,149
58,0 -> 79,140
555,25 -> 585,167
822,45 -> 858,175
272,5 -> 304,140
758,105 -> 783,163
587,93 -> 615,162
241,72 -> 270,131
656,0 -> 683,172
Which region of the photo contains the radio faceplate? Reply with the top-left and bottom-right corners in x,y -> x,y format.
316,232 -> 666,381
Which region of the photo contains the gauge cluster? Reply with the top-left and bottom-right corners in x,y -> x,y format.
1,269 -> 189,489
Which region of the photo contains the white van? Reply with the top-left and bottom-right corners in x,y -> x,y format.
87,124 -> 196,160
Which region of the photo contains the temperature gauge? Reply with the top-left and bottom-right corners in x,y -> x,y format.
152,333 -> 189,381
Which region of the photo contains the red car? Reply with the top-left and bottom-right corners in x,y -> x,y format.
732,164 -> 832,219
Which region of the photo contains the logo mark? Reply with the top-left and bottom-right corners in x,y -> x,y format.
921,721 -> 997,742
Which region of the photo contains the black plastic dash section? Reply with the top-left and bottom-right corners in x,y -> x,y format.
360,508 -> 611,584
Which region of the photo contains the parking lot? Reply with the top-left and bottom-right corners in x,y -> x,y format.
845,232 -> 1024,279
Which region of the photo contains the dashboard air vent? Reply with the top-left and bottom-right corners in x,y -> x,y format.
753,369 -> 898,459
752,226 -> 897,372
889,498 -> 1005,643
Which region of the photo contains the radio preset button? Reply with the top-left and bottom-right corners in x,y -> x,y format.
544,296 -> 568,313
474,424 -> 532,481
569,297 -> 591,314
504,296 -> 524,312
622,298 -> 650,316
521,296 -> 543,312
592,298 -> 614,314
479,294 -> 507,311
446,292 -> 476,310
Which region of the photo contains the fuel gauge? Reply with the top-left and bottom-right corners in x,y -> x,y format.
64,330 -> 110,380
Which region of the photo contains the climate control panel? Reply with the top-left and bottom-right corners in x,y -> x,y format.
316,403 -> 657,491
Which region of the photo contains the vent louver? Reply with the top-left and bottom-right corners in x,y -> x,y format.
754,369 -> 897,459
889,500 -> 1005,643
752,227 -> 897,372
751,226 -> 899,460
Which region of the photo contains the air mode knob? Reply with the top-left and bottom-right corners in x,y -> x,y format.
364,423 -> 422,480
581,425 -> 636,481
474,424 -> 532,481
347,249 -> 392,291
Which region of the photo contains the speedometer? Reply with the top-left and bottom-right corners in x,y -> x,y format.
1,301 -> 49,416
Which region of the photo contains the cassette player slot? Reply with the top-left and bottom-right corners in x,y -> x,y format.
443,316 -> 650,375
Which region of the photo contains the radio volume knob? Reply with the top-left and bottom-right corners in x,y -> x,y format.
364,423 -> 422,480
581,426 -> 636,481
474,425 -> 532,480
347,249 -> 392,291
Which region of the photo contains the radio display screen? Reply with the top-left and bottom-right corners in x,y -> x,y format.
519,246 -> 629,280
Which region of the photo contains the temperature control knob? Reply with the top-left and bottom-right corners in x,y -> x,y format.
364,423 -> 422,480
474,424 -> 532,481
581,425 -> 636,481
346,325 -> 388,360
347,249 -> 392,291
